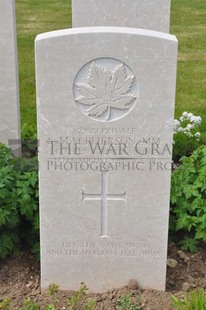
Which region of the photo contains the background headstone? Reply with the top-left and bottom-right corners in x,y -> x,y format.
36,27 -> 177,292
72,0 -> 171,33
0,0 -> 21,155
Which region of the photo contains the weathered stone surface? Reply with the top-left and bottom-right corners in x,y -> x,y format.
0,0 -> 21,155
72,0 -> 171,33
35,27 -> 177,292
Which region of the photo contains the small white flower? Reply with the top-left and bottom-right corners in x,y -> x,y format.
190,115 -> 201,125
195,116 -> 202,125
180,116 -> 184,122
187,112 -> 193,119
190,115 -> 197,123
174,119 -> 180,126
194,132 -> 201,138
174,112 -> 202,140
177,127 -> 184,132
186,132 -> 193,138
186,124 -> 195,131
182,111 -> 188,117
174,119 -> 180,131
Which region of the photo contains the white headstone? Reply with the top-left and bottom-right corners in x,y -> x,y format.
72,0 -> 171,33
0,0 -> 21,155
36,27 -> 177,292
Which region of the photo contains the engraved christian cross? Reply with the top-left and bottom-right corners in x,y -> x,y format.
82,171 -> 126,237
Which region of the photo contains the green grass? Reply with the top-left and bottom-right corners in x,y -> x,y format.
16,0 -> 72,134
16,0 -> 206,139
171,0 -> 206,139
172,288 -> 206,310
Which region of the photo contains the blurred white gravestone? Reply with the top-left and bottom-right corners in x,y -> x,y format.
72,0 -> 171,33
36,27 -> 178,292
0,0 -> 21,155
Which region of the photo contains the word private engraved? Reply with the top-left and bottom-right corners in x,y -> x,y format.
82,171 -> 126,237
74,58 -> 138,122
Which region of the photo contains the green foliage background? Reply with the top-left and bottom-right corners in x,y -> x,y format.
0,145 -> 39,259
170,146 -> 206,252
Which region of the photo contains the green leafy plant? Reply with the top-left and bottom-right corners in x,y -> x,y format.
21,123 -> 38,157
67,283 -> 89,310
44,306 -> 55,310
44,283 -> 59,310
0,145 -> 21,258
19,299 -> 39,310
0,298 -> 13,310
117,293 -> 141,310
21,123 -> 37,141
172,289 -> 206,310
0,284 -> 97,310
84,299 -> 96,310
173,133 -> 201,162
48,283 -> 59,298
170,146 -> 206,252
0,144 -> 39,259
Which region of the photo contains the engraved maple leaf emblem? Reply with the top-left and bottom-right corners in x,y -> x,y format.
75,62 -> 137,121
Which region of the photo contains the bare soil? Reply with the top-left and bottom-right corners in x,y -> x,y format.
0,243 -> 206,309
